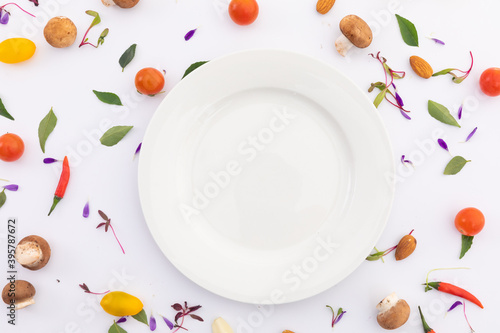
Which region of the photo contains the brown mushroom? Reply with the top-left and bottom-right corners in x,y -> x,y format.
2,280 -> 36,310
376,292 -> 410,330
113,0 -> 140,8
43,16 -> 77,48
15,235 -> 51,270
335,15 -> 372,57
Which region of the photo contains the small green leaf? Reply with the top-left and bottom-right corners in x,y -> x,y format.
0,98 -> 14,121
100,126 -> 133,147
93,90 -> 123,106
0,190 -> 6,209
132,309 -> 148,325
428,100 -> 460,127
108,321 -> 127,333
444,156 -> 470,175
182,61 -> 209,79
432,68 -> 455,77
119,44 -> 137,72
459,235 -> 474,259
38,107 -> 58,153
86,10 -> 101,28
98,28 -> 109,47
373,90 -> 387,108
395,14 -> 419,47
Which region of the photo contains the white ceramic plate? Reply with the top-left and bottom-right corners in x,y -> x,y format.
138,49 -> 394,304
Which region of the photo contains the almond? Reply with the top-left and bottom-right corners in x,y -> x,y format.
395,234 -> 417,261
316,0 -> 335,15
409,56 -> 433,79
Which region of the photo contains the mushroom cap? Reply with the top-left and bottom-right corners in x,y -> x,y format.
2,280 -> 36,309
43,16 -> 77,48
339,15 -> 373,48
377,298 -> 410,330
113,0 -> 140,8
15,235 -> 51,270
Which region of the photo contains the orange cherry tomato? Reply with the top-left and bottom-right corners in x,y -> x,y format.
455,207 -> 485,236
0,133 -> 24,162
228,0 -> 259,26
135,68 -> 165,96
479,68 -> 500,97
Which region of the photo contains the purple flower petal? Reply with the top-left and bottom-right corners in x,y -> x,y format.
437,138 -> 448,151
0,11 -> 9,25
431,38 -> 445,45
334,310 -> 346,324
184,28 -> 197,41
43,158 -> 58,164
135,142 -> 142,155
395,92 -> 404,107
162,316 -> 174,330
401,155 -> 405,164
458,104 -> 463,120
465,127 -> 477,142
447,301 -> 462,312
401,155 -> 414,167
400,109 -> 411,120
117,317 -> 127,324
3,184 -> 18,191
83,201 -> 90,218
150,314 -> 157,331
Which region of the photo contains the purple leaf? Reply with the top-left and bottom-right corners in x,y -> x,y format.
162,316 -> 174,330
172,303 -> 183,311
0,11 -> 9,25
437,138 -> 449,151
43,158 -> 58,164
447,300 -> 463,312
458,104 -> 463,120
83,201 -> 90,218
135,142 -> 142,156
334,310 -> 346,324
96,222 -> 106,229
465,127 -> 477,142
3,184 -> 18,191
189,314 -> 204,322
117,317 -> 127,324
188,305 -> 202,312
431,38 -> 445,45
184,28 -> 197,41
174,312 -> 183,323
400,109 -> 411,120
150,314 -> 157,331
98,210 -> 109,221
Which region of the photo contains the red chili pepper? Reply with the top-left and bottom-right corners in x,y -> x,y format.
426,281 -> 483,309
418,306 -> 435,333
48,156 -> 70,216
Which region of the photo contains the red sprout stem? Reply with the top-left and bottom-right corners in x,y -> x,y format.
172,312 -> 186,333
109,224 -> 125,254
385,245 -> 398,255
79,26 -> 98,48
409,229 -> 414,235
87,290 -> 110,295
463,303 -> 475,332
0,3 -> 35,17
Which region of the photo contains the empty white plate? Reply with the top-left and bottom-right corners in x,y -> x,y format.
138,49 -> 394,304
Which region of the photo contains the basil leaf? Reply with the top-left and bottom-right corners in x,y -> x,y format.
0,190 -> 6,209
119,44 -> 137,72
100,126 -> 133,147
182,61 -> 209,79
428,100 -> 460,127
132,309 -> 148,325
395,14 -> 419,47
86,10 -> 101,28
373,90 -> 386,108
444,156 -> 470,175
459,235 -> 474,259
38,107 -> 57,153
93,90 -> 123,106
108,321 -> 127,333
0,98 -> 14,121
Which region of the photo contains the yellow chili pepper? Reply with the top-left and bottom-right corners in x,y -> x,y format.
100,291 -> 143,316
0,38 -> 36,64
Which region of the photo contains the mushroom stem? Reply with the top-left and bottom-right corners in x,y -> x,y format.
15,298 -> 35,310
335,34 -> 354,57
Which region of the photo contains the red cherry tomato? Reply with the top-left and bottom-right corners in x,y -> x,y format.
228,0 -> 259,26
135,68 -> 165,96
0,133 -> 24,162
479,67 -> 500,97
455,207 -> 485,236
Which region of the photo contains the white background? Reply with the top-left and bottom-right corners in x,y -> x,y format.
1,0 -> 500,332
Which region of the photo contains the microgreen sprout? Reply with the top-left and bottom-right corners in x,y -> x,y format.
79,283 -> 110,295
432,52 -> 474,83
28,0 -> 39,6
79,10 -> 109,48
326,305 -> 346,329
424,267 -> 469,291
366,245 -> 397,262
96,210 -> 125,254
369,52 -> 411,118
0,3 -> 35,25
171,302 -> 203,332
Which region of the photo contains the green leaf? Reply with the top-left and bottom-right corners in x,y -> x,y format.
38,107 -> 58,153
86,10 -> 101,28
444,156 -> 470,175
182,61 -> 209,79
132,309 -> 148,325
368,82 -> 386,93
98,28 -> 109,47
0,98 -> 14,121
373,90 -> 387,108
460,235 -> 474,259
0,190 -> 6,209
108,321 -> 127,333
432,68 -> 455,77
395,14 -> 419,47
93,90 -> 123,106
119,44 -> 137,72
100,126 -> 133,147
428,100 -> 460,127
